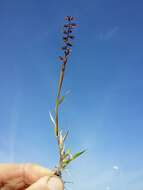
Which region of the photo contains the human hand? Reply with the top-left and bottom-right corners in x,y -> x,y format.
0,163 -> 64,190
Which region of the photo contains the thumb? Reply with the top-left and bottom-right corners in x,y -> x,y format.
26,175 -> 64,190
23,164 -> 55,184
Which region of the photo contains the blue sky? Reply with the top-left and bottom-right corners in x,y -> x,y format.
0,0 -> 143,189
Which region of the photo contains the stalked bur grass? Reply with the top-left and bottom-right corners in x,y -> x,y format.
49,16 -> 85,178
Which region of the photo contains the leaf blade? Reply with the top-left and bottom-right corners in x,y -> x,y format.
71,150 -> 86,161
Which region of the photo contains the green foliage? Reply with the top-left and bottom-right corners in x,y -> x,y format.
71,150 -> 86,161
62,150 -> 86,169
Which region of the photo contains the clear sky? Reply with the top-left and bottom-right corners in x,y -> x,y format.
0,0 -> 143,189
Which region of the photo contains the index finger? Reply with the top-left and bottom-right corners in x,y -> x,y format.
0,163 -> 55,185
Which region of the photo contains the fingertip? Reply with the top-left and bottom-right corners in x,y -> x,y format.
47,176 -> 64,190
26,175 -> 64,190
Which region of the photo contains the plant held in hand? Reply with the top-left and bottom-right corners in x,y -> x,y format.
49,16 -> 85,178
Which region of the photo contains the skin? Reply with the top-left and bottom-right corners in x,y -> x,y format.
0,164 -> 64,190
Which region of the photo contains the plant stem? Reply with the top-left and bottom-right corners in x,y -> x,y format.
55,61 -> 67,175
54,16 -> 77,175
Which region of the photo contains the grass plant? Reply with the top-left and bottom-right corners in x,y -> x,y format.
49,16 -> 85,178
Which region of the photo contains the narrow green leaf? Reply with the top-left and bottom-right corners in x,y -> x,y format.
62,150 -> 85,169
63,149 -> 71,159
66,149 -> 71,155
71,150 -> 86,161
63,158 -> 72,165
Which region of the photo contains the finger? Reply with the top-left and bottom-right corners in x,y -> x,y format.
23,164 -> 55,185
0,164 -> 54,186
26,176 -> 64,190
0,176 -> 28,190
0,164 -> 24,184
